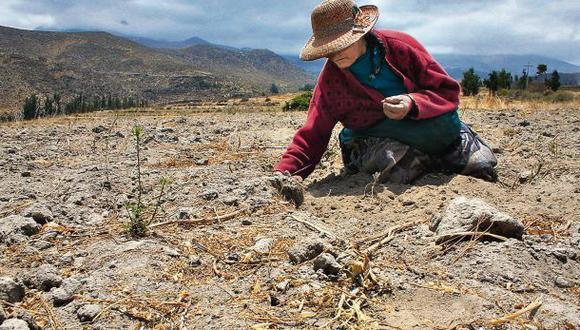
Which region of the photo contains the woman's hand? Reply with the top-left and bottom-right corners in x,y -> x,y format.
382,95 -> 413,120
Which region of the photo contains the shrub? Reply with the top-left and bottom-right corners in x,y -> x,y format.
283,92 -> 312,111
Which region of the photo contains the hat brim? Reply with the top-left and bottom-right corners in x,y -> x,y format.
299,5 -> 379,61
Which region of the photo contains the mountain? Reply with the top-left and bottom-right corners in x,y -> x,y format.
285,54 -> 580,85
434,54 -> 580,82
0,26 -> 315,112
127,36 -> 211,49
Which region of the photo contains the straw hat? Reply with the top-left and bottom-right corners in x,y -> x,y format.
300,0 -> 379,61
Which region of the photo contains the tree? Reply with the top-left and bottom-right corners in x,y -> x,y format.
546,70 -> 561,91
537,64 -> 548,79
483,71 -> 500,95
497,69 -> 513,90
270,83 -> 280,94
43,96 -> 55,116
22,95 -> 39,120
461,68 -> 481,96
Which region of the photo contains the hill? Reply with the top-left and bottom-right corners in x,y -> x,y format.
0,26 -> 314,113
285,53 -> 580,85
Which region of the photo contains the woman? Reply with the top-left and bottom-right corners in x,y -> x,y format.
275,0 -> 497,187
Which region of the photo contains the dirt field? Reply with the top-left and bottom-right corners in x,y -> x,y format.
0,96 -> 579,329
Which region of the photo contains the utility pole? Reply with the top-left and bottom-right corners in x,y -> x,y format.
523,62 -> 533,90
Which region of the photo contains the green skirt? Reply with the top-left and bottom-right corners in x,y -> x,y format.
339,110 -> 462,155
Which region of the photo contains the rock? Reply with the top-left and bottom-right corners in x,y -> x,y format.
222,196 -> 239,206
22,204 -> 53,224
16,311 -> 39,330
288,240 -> 325,264
554,276 -> 573,288
241,219 -> 253,226
76,304 -> 102,322
0,306 -> 5,324
21,264 -> 62,291
163,247 -> 180,258
0,215 -> 41,244
519,171 -> 533,184
0,319 -> 29,330
0,277 -> 25,303
276,279 -> 290,292
551,249 -> 568,263
61,278 -> 81,294
195,158 -> 209,166
92,125 -> 107,133
188,256 -> 202,267
313,253 -> 341,276
269,173 -> 304,207
434,197 -> 525,244
199,190 -> 218,201
518,120 -> 531,127
251,238 -> 274,254
21,172 -> 31,178
51,288 -> 73,306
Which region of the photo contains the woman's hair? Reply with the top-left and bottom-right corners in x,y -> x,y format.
364,32 -> 385,79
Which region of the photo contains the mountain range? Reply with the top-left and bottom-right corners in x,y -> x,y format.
282,54 -> 580,85
0,26 -> 314,113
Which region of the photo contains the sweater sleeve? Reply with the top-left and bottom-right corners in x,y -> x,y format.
274,86 -> 338,179
401,42 -> 460,120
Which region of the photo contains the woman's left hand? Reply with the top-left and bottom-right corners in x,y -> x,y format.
382,95 -> 413,120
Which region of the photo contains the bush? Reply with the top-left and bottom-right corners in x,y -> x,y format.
283,92 -> 312,111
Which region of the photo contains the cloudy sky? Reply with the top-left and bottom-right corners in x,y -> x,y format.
1,0 -> 579,64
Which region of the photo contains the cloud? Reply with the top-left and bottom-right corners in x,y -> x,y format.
0,0 -> 578,64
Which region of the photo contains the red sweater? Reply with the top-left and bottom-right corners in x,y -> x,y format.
275,29 -> 461,178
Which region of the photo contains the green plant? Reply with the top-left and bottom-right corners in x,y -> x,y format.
124,125 -> 172,236
22,94 -> 39,120
283,91 -> 312,111
461,68 -> 481,96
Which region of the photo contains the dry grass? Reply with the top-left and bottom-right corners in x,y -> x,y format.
460,90 -> 580,113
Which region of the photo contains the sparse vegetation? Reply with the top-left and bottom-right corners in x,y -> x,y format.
270,83 -> 280,94
283,91 -> 312,111
124,125 -> 172,236
21,93 -> 148,120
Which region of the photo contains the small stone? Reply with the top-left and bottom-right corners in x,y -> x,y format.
21,264 -> 62,291
313,253 -> 341,276
251,238 -> 273,254
519,171 -> 532,184
195,158 -> 209,166
0,319 -> 29,330
21,172 -> 31,178
222,196 -> 239,206
13,311 -> 37,330
51,288 -> 73,306
188,256 -> 202,267
199,190 -> 218,201
552,250 -> 568,263
22,204 -> 53,224
0,307 -> 4,324
0,216 -> 41,242
92,125 -> 107,133
76,304 -> 102,322
276,279 -> 290,292
402,200 -> 415,206
492,147 -> 504,154
241,219 -> 253,226
518,120 -> 530,127
163,247 -> 180,258
288,240 -> 325,264
554,276 -> 573,288
542,132 -> 555,137
0,277 -> 25,303
115,131 -> 125,138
